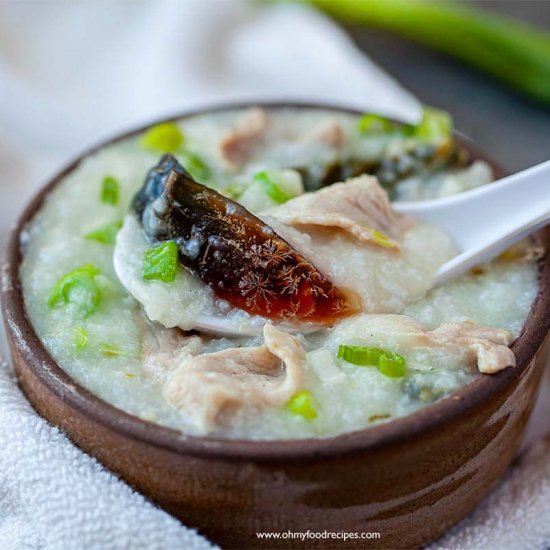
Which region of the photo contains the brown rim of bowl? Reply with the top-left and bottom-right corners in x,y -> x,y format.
2,100 -> 549,463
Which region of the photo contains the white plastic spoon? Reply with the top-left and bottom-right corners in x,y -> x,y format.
393,159 -> 550,286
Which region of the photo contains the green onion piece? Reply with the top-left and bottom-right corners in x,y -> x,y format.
74,326 -> 89,352
101,176 -> 120,205
377,352 -> 406,378
414,107 -> 452,141
180,150 -> 210,182
371,229 -> 397,248
338,344 -> 407,378
99,342 -> 121,357
85,221 -> 122,245
337,345 -> 385,366
48,264 -> 102,318
142,241 -> 179,283
286,391 -> 317,420
140,122 -> 184,153
253,171 -> 294,204
358,108 -> 452,141
357,113 -> 401,135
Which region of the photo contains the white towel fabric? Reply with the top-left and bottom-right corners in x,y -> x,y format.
0,357 -> 215,550
0,1 -> 548,549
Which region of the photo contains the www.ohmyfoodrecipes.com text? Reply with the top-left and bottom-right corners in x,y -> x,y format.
256,530 -> 381,542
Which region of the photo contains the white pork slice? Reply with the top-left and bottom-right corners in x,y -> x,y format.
139,313 -> 202,380
219,107 -> 269,168
325,314 -> 516,375
264,176 -> 456,313
142,323 -> 306,432
430,322 -> 516,374
304,119 -> 346,149
269,175 -> 407,249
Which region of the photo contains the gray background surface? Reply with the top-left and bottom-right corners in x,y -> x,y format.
347,0 -> 550,173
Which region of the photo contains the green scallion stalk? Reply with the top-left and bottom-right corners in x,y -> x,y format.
48,264 -> 102,318
286,391 -> 317,420
337,345 -> 385,366
371,229 -> 397,249
357,113 -> 402,135
414,108 -> 452,141
338,344 -> 407,378
179,150 -> 211,182
142,241 -> 179,283
308,0 -> 550,106
377,352 -> 406,378
101,176 -> 120,206
254,170 -> 294,204
85,221 -> 122,245
357,107 -> 452,141
140,122 -> 184,153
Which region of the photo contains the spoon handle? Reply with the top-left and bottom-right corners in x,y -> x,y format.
433,208 -> 549,285
394,159 -> 550,284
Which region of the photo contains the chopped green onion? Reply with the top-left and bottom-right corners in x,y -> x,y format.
253,170 -> 294,204
338,345 -> 407,378
414,107 -> 452,141
74,326 -> 89,352
179,150 -> 210,182
85,221 -> 122,245
140,122 -> 184,153
357,108 -> 452,142
142,241 -> 179,283
377,352 -> 406,378
371,229 -> 397,248
357,113 -> 401,135
48,264 -> 102,318
101,176 -> 120,205
337,345 -> 385,366
286,391 -> 317,420
99,342 -> 121,357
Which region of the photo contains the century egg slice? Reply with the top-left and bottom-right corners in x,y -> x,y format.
133,154 -> 353,323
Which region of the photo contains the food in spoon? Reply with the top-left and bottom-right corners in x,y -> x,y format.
20,106 -> 540,439
132,154 -> 354,324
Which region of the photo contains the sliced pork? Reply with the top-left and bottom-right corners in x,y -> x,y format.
269,175 -> 408,250
327,314 -> 516,375
141,323 -> 306,431
219,107 -> 269,167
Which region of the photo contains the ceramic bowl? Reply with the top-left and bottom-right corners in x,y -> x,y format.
2,103 -> 549,549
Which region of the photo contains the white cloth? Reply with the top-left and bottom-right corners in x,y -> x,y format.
0,357 -> 215,550
0,1 -> 548,549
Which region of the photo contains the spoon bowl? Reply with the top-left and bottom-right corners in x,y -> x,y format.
394,159 -> 550,285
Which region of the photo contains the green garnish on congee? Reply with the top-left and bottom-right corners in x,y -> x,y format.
100,176 -> 120,205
